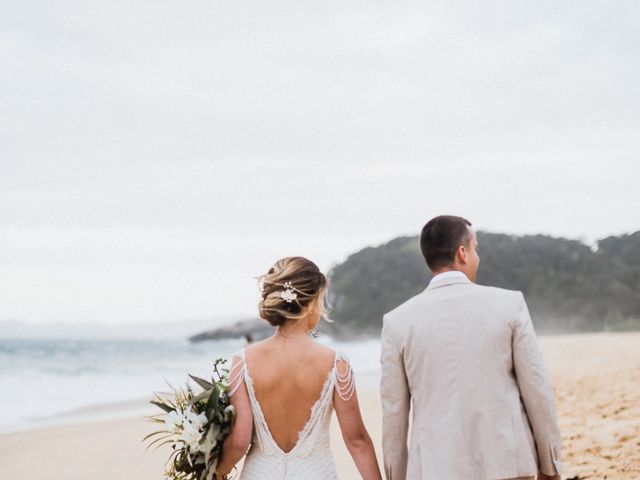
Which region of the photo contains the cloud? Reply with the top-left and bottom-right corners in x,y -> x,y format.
1,0 -> 638,322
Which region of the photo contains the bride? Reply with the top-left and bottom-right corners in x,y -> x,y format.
214,256 -> 382,479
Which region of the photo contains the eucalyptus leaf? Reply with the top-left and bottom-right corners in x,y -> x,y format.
189,374 -> 214,390
193,388 -> 213,403
205,385 -> 220,420
150,400 -> 174,413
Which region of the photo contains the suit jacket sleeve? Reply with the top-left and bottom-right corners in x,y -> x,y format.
512,292 -> 563,476
380,315 -> 410,480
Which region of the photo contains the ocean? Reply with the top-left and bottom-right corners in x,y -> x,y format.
0,336 -> 382,433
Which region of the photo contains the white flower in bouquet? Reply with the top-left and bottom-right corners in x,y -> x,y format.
145,358 -> 237,480
180,422 -> 203,454
184,408 -> 208,431
165,409 -> 184,432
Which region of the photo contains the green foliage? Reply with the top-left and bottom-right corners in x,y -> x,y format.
324,231 -> 640,336
145,358 -> 236,480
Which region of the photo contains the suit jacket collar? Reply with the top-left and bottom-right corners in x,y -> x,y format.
425,272 -> 471,290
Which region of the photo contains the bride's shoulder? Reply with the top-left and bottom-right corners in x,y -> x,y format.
313,344 -> 351,372
313,342 -> 336,354
230,338 -> 268,363
312,342 -> 342,357
242,338 -> 274,356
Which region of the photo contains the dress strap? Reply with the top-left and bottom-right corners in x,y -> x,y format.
333,351 -> 355,401
228,348 -> 245,397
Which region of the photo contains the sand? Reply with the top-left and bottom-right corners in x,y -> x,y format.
542,333 -> 640,479
0,332 -> 638,479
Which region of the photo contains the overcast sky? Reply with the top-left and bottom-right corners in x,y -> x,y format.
2,1 -> 639,325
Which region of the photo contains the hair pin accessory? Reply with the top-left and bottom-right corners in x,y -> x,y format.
280,281 -> 298,303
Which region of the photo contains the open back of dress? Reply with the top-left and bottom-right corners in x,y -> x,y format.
229,348 -> 354,480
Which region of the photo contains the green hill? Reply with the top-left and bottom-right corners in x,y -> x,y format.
324,231 -> 640,337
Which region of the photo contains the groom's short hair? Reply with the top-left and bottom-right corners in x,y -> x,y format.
420,215 -> 472,270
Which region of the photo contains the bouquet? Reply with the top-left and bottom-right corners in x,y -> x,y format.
145,358 -> 236,480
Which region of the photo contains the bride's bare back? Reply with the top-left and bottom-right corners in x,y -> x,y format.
245,337 -> 336,453
215,256 -> 381,479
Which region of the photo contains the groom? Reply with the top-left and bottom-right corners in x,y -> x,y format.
380,215 -> 562,480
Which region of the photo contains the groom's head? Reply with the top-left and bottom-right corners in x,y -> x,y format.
420,215 -> 479,282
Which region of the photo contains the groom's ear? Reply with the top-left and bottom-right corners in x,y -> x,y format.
455,244 -> 468,264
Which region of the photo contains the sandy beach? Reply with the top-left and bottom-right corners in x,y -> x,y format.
1,332 -> 638,479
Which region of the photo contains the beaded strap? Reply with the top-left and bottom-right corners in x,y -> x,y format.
228,354 -> 245,397
334,355 -> 355,402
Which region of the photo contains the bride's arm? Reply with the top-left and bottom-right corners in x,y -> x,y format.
333,358 -> 382,480
215,357 -> 253,477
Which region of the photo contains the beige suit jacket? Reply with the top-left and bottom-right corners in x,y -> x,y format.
380,274 -> 562,479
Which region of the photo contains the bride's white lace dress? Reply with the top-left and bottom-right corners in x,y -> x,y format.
228,348 -> 355,479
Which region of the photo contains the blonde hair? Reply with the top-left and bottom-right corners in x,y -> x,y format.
258,256 -> 328,327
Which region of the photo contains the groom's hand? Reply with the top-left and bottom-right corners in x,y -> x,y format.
537,473 -> 560,480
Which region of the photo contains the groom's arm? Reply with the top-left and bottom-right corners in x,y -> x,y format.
512,292 -> 562,478
380,315 -> 410,480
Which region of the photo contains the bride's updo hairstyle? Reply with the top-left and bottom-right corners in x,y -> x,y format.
258,256 -> 328,327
